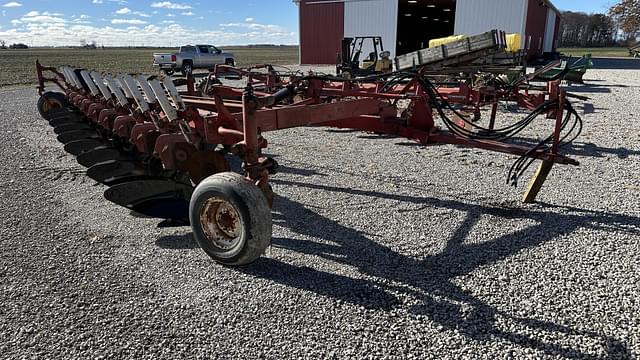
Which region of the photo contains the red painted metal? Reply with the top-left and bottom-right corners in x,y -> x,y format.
299,0 -> 344,65
35,61 -> 580,207
113,115 -> 137,138
35,61 -> 66,95
98,109 -> 119,129
131,123 -> 158,153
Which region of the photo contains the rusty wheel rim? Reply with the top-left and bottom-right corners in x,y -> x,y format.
44,98 -> 63,113
199,197 -> 244,254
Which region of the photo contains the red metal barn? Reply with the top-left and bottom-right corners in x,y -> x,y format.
295,0 -> 561,64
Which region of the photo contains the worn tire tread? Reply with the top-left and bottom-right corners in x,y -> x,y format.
190,172 -> 272,266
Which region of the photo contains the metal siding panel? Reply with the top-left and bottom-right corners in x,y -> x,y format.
553,14 -> 560,51
344,0 -> 399,58
299,0 -> 344,64
454,0 -> 526,40
543,10 -> 556,52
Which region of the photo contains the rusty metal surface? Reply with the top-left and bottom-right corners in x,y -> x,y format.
200,198 -> 243,252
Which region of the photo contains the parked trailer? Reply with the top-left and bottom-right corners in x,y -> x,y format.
35,50 -> 582,265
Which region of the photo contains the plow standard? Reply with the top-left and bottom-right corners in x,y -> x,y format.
34,32 -> 583,265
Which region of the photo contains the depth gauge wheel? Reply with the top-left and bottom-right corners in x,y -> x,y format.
189,172 -> 272,266
37,92 -> 69,120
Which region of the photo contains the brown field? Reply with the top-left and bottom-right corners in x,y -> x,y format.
0,46 -> 299,87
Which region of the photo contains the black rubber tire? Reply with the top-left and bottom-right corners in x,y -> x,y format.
181,61 -> 193,76
37,92 -> 69,120
196,77 -> 222,97
225,58 -> 235,66
189,172 -> 272,266
163,69 -> 175,76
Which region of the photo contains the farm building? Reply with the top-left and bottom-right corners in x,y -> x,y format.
295,0 -> 561,64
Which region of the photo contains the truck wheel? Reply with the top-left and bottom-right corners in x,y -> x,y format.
225,58 -> 235,67
196,77 -> 222,96
189,172 -> 272,266
181,62 -> 193,76
163,69 -> 174,76
37,92 -> 69,120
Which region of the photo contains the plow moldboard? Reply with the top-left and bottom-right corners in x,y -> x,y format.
57,129 -> 102,144
53,123 -> 93,135
77,148 -> 127,168
64,139 -> 107,156
104,179 -> 193,220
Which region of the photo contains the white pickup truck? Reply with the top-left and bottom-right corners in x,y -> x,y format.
153,44 -> 236,76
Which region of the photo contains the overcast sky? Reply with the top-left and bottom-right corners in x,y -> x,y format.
0,0 -> 616,47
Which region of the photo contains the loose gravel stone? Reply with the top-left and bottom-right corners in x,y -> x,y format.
0,66 -> 639,359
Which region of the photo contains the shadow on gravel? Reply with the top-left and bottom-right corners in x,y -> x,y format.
156,233 -> 199,250
589,57 -> 640,70
563,142 -> 640,159
491,136 -> 640,160
245,257 -> 399,310
249,179 -> 640,359
324,129 -> 360,134
565,56 -> 640,70
564,84 -> 612,93
357,134 -> 399,140
277,165 -> 327,177
574,103 -> 609,114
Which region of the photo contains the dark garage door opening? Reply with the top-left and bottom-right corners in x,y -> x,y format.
396,0 -> 457,56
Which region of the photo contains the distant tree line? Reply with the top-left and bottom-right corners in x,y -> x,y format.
559,12 -> 617,47
0,40 -> 29,49
559,0 -> 640,47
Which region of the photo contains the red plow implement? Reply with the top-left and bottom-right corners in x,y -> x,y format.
34,46 -> 582,265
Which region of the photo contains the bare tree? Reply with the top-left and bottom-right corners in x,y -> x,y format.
559,11 -> 617,47
609,0 -> 640,41
0,40 -> 6,49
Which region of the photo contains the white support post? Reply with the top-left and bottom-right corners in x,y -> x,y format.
61,67 -> 72,86
64,67 -> 81,89
116,74 -> 134,99
136,75 -> 157,104
90,71 -> 111,99
148,78 -> 178,121
121,74 -> 150,113
162,76 -> 186,111
104,75 -> 129,107
80,70 -> 100,96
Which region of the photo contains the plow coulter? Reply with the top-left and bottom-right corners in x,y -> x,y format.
34,57 -> 582,266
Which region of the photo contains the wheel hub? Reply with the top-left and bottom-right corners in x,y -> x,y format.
200,198 -> 243,250
43,98 -> 62,113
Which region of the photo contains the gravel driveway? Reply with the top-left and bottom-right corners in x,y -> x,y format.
0,68 -> 639,359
